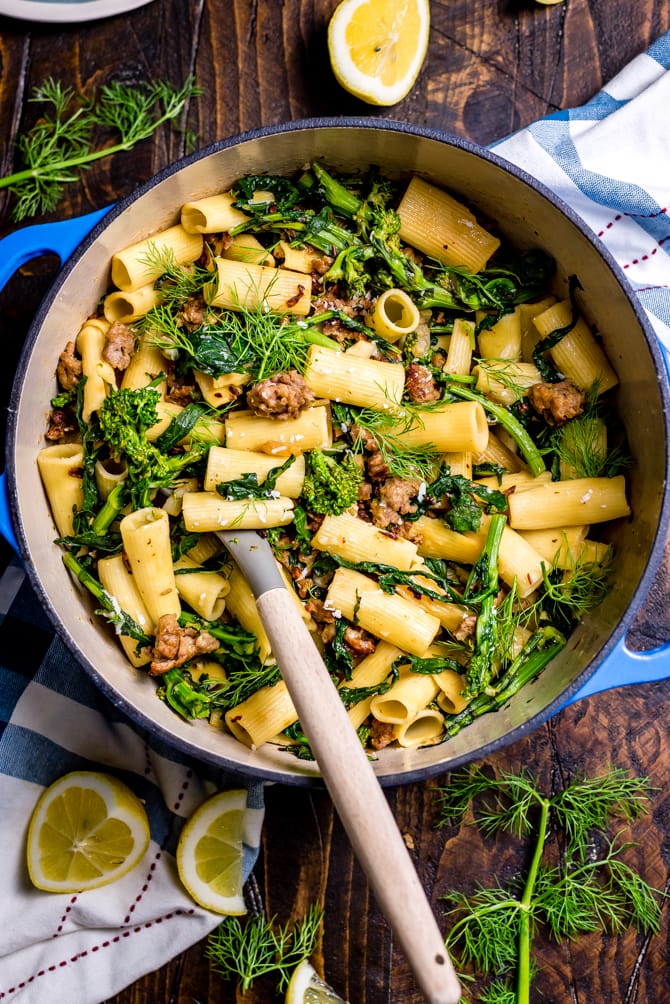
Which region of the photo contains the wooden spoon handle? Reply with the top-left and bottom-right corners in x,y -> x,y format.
256,587 -> 461,1004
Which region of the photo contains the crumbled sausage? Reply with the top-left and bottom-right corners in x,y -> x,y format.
405,361 -> 441,403
369,718 -> 396,750
56,341 -> 82,391
370,476 -> 422,529
45,408 -> 77,441
246,370 -> 315,420
103,322 -> 136,371
180,295 -> 207,330
343,625 -> 377,657
527,380 -> 586,425
149,613 -> 219,676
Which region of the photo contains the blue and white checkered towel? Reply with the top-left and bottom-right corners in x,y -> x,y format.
2,28 -> 670,1004
0,564 -> 264,1004
493,30 -> 670,352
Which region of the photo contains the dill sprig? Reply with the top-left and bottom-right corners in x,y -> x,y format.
3,76 -> 200,222
144,299 -> 337,381
206,903 -> 324,993
350,405 -> 440,480
436,765 -> 664,1004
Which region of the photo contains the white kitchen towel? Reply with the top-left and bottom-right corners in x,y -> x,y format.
492,30 -> 670,352
0,562 -> 264,1004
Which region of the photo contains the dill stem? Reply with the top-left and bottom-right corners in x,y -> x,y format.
517,795 -> 549,1004
0,106 -> 186,190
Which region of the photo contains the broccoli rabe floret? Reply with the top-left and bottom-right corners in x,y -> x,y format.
302,449 -> 364,516
98,385 -> 209,508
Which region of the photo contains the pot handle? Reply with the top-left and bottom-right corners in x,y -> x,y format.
0,207 -> 111,292
0,208 -> 112,555
561,634 -> 670,707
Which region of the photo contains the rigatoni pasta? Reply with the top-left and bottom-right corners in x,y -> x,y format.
39,160 -> 629,762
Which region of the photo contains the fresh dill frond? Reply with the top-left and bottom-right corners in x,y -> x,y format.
143,300 -> 319,380
351,406 -> 440,480
3,76 -> 200,222
139,245 -> 213,312
206,903 -> 324,993
436,765 -> 664,1004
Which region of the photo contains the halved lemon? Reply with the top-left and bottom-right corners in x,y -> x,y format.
327,0 -> 430,107
176,788 -> 247,915
285,959 -> 349,1004
26,771 -> 151,893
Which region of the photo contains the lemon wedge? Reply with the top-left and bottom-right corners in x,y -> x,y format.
327,0 -> 430,106
285,959 -> 349,1004
176,788 -> 247,915
26,771 -> 150,893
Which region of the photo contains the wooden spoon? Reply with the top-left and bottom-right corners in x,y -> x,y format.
218,529 -> 461,1004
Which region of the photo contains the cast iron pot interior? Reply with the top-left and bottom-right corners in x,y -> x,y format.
8,119 -> 670,786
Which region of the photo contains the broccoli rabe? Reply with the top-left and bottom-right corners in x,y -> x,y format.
98,385 -> 210,508
302,449 -> 364,516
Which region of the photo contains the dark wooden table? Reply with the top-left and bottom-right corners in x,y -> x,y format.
1,2 -> 669,1002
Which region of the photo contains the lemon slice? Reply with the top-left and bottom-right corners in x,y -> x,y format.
285,959 -> 349,1004
26,771 -> 151,893
327,0 -> 430,107
176,788 -> 247,915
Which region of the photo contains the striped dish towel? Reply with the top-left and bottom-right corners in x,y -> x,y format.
2,27 -> 670,1004
0,561 -> 264,1004
493,30 -> 670,352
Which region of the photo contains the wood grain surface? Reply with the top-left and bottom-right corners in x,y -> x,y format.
1,2 -> 669,1002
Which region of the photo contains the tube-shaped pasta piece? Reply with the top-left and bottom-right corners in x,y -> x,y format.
173,554 -> 230,621
325,568 -> 440,656
518,526 -> 588,569
224,405 -> 332,455
103,284 -> 162,323
474,429 -> 525,473
474,470 -> 552,493
120,335 -> 168,392
476,307 -> 522,360
490,518 -> 546,598
98,553 -> 153,666
508,475 -> 630,529
224,565 -> 273,663
369,289 -> 420,343
180,191 -> 251,234
402,401 -> 489,455
277,240 -> 317,274
111,225 -> 203,292
194,370 -> 251,408
393,709 -> 445,748
394,567 -> 473,635
473,360 -> 542,406
532,299 -> 618,393
222,233 -> 275,266
370,665 -> 439,724
444,318 -> 474,376
440,451 -> 472,479
181,492 -> 294,532
37,443 -> 84,538
339,641 -> 404,729
204,258 -> 312,315
94,457 -> 128,501
185,533 -> 224,565
225,680 -> 297,749
204,446 -> 306,498
435,669 -> 469,714
76,317 -> 115,421
414,515 -> 482,565
119,507 -> 181,623
312,512 -> 418,570
303,344 -> 404,412
519,296 -> 557,361
397,176 -> 500,273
